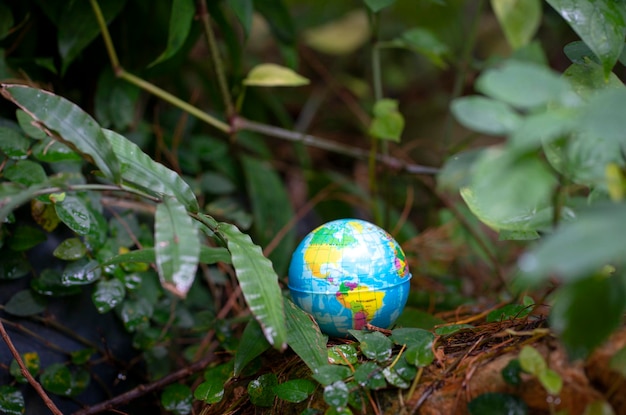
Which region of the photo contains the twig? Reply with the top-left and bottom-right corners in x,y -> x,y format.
72,352 -> 217,415
0,319 -> 64,415
234,117 -> 439,175
197,0 -> 235,119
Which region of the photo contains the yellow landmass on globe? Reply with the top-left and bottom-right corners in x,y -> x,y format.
304,244 -> 342,278
336,285 -> 385,321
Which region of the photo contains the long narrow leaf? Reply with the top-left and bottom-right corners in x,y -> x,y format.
217,222 -> 287,350
149,0 -> 196,67
0,85 -> 121,183
155,197 -> 200,298
284,298 -> 328,371
103,129 -> 199,212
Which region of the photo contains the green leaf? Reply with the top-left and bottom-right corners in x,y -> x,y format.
0,385 -> 25,415
41,363 -> 90,397
547,0 -> 626,78
242,155 -> 295,276
364,0 -> 397,12
118,297 -> 153,332
538,368 -> 563,395
382,365 -> 410,389
323,381 -> 349,408
70,348 -> 95,365
102,129 -> 199,212
5,160 -> 46,186
273,379 -> 316,403
508,107 -> 578,153
519,345 -> 546,375
501,359 -> 522,386
227,0 -> 253,37
328,344 -> 358,365
563,60 -> 625,100
579,89 -> 626,146
10,352 -> 40,383
486,303 -> 532,322
583,400 -> 616,415
149,0 -> 195,67
161,384 -> 193,415
217,221 -> 287,350
549,273 -> 626,359
54,194 -> 107,250
460,149 -> 557,232
32,138 -> 82,163
313,365 -> 351,386
234,319 -> 271,376
389,27 -> 450,68
1,85 -> 121,182
467,392 -> 528,415
285,298 -> 328,371
254,0 -> 295,45
155,197 -> 200,298
8,225 -> 46,251
194,377 -> 225,404
437,149 -> 484,193
491,0 -> 542,49
243,63 -> 310,87
61,259 -> 101,286
92,278 -> 126,313
609,345 -> 626,377
476,61 -> 573,109
16,109 -> 47,139
517,204 -> 626,285
451,96 -> 521,136
248,373 -> 278,407
31,269 -> 81,297
390,328 -> 435,367
0,127 -> 30,159
369,98 -> 405,142
53,237 -> 87,260
58,0 -> 127,73
350,330 -> 393,362
353,361 -> 386,389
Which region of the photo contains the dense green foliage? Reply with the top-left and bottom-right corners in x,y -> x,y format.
1,0 -> 626,414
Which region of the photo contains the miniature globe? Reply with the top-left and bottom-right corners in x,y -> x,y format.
288,218 -> 412,337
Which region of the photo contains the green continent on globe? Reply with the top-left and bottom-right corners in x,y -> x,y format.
303,220 -> 361,278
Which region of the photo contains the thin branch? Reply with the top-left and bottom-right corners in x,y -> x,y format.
119,70 -> 231,133
234,117 -> 439,175
89,0 -> 231,134
198,0 -> 235,119
0,319 -> 64,415
89,0 -> 120,70
72,352 -> 217,415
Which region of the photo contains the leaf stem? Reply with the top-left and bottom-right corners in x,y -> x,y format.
88,0 -> 120,70
89,0 -> 231,134
198,0 -> 235,120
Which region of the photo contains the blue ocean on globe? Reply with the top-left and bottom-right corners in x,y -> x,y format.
288,218 -> 412,337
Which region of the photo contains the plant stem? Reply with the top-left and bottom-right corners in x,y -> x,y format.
234,117 -> 439,175
0,319 -> 64,415
198,0 -> 235,120
118,70 -> 231,133
89,0 -> 231,134
88,0 -> 120,70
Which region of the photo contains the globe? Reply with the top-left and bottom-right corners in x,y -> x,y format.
288,218 -> 412,337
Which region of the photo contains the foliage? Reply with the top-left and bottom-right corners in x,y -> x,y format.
0,0 -> 625,413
